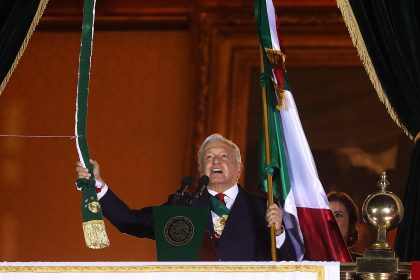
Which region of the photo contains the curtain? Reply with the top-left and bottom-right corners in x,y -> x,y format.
337,0 -> 420,261
0,0 -> 48,95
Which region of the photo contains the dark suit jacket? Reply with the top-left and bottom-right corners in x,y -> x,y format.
100,185 -> 296,261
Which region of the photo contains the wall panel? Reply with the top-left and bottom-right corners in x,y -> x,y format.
0,30 -> 192,261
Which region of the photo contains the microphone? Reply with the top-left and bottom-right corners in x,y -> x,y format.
189,175 -> 210,206
171,176 -> 193,205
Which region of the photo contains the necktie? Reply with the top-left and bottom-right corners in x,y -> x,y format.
213,193 -> 228,239
215,193 -> 226,206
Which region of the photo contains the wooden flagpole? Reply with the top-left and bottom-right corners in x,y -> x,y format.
260,46 -> 277,261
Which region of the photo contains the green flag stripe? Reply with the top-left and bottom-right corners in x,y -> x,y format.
255,0 -> 292,205
271,102 -> 292,202
255,0 -> 273,50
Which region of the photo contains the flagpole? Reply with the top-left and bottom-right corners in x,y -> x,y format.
260,46 -> 277,261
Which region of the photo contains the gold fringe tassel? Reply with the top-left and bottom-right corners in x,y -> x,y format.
0,0 -> 50,95
83,220 -> 110,249
336,0 -> 413,140
273,82 -> 286,110
265,48 -> 287,110
265,48 -> 286,70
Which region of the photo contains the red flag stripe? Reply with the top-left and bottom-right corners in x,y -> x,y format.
297,207 -> 352,262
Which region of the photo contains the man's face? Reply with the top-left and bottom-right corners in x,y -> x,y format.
201,141 -> 241,191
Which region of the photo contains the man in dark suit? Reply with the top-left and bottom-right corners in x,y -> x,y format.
76,133 -> 295,261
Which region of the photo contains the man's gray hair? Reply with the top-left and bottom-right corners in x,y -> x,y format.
197,133 -> 241,172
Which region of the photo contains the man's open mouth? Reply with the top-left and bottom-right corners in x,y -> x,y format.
211,167 -> 223,174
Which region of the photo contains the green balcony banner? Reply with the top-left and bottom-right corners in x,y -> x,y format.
153,206 -> 210,261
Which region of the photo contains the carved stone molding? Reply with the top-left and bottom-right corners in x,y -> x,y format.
191,10 -> 258,159
190,8 -> 359,175
37,2 -> 363,178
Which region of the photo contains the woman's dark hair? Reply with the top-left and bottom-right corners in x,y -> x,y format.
327,191 -> 359,248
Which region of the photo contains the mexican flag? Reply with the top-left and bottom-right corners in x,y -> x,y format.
255,0 -> 352,262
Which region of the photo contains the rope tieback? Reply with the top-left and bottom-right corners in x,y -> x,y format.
415,132 -> 420,143
264,164 -> 278,176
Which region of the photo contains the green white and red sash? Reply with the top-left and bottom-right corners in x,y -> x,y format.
255,0 -> 351,262
75,0 -> 110,249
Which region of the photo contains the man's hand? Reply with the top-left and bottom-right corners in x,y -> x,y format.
76,159 -> 104,184
266,204 -> 284,236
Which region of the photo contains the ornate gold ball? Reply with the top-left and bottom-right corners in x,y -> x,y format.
362,191 -> 404,230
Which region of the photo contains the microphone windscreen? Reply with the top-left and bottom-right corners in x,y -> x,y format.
198,175 -> 210,187
181,176 -> 193,187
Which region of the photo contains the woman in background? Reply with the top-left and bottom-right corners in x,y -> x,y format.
328,191 -> 362,261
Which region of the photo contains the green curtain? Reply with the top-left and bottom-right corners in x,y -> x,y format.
0,0 -> 48,95
337,0 -> 420,261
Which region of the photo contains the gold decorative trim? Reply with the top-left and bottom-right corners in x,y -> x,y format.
0,0 -> 50,95
87,201 -> 101,213
336,0 -> 412,139
265,48 -> 286,70
82,220 -> 110,249
272,82 -> 286,111
0,264 -> 324,279
415,132 -> 420,143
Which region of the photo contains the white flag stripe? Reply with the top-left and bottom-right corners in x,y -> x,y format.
279,91 -> 330,209
264,4 -> 305,257
265,0 -> 281,51
283,189 -> 305,261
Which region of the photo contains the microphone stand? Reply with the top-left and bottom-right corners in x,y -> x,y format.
171,176 -> 192,205
189,175 -> 210,206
